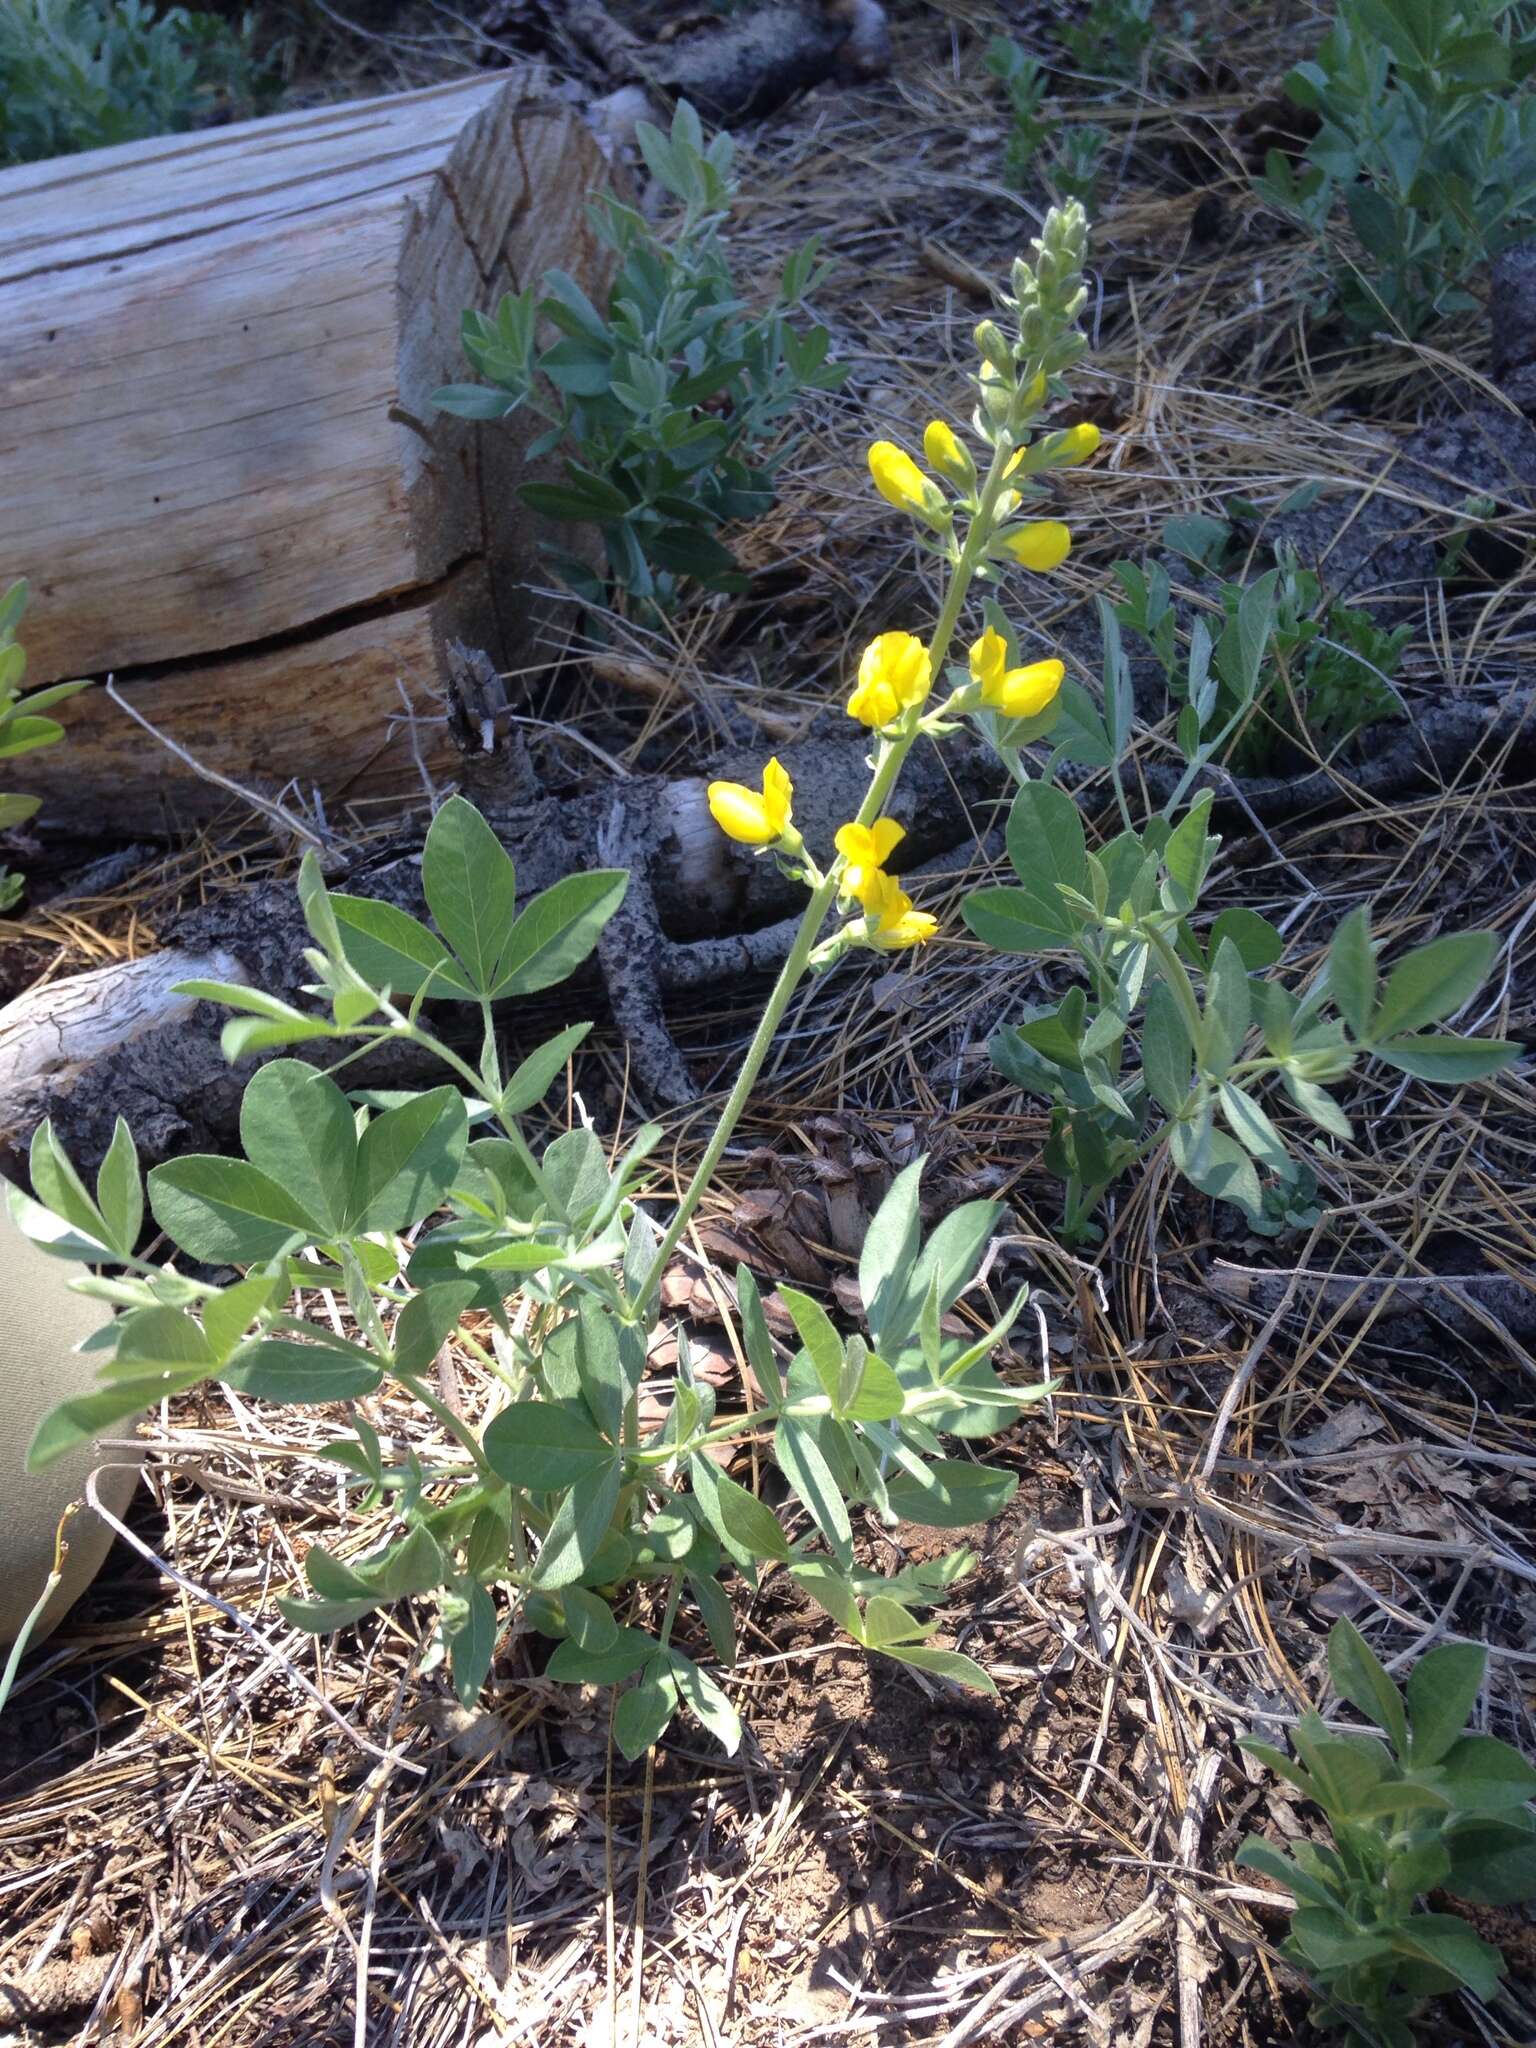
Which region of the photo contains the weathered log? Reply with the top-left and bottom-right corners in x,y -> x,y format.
1,73 -> 610,834
0,729 -> 999,1173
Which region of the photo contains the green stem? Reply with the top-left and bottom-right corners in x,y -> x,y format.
634,440 -> 1018,1309
392,1369 -> 494,1480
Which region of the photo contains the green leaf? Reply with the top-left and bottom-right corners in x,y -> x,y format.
789,1559 -> 864,1638
859,1159 -> 924,1349
877,1641 -> 997,1694
1168,1121 -> 1263,1219
483,1400 -> 615,1490
531,1463 -> 622,1589
223,1333 -> 383,1401
239,1060 -> 357,1240
884,1458 -> 1017,1529
775,1417 -> 852,1564
1208,906 -> 1285,973
29,1371 -> 209,1469
501,1023 -> 592,1115
349,1086 -> 469,1233
448,1583 -> 498,1704
422,796 -> 518,993
1442,1817 -> 1536,1904
1236,1836 -> 1336,1909
778,1285 -> 845,1405
737,1264 -> 784,1402
148,1156 -> 316,1263
202,1274 -> 285,1359
1218,1080 -> 1291,1170
330,894 -> 474,1001
688,1571 -> 737,1665
1370,932 -> 1498,1041
1002,782 -> 1090,943
547,1628 -> 657,1685
1142,982 -> 1194,1114
1162,792 -> 1217,911
29,1120 -> 108,1247
1389,1914 -> 1504,1998
1328,1619 -> 1408,1754
614,1657 -> 680,1759
667,1647 -> 742,1753
1437,1734 -> 1536,1813
1371,1034 -> 1519,1082
392,1282 -> 478,1377
113,1305 -> 216,1372
842,1349 -> 906,1422
491,871 -> 628,997
95,1118 -> 143,1255
1326,907 -> 1378,1037
1201,936 -> 1252,1074
690,1457 -> 791,1563
1407,1641 -> 1486,1766
561,1584 -> 619,1653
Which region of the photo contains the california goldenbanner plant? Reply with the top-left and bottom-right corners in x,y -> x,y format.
1240,1620 -> 1536,2046
12,206 -> 1101,1757
0,579 -> 85,910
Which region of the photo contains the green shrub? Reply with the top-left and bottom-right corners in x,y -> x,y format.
959,571 -> 1517,1243
1240,1620 -> 1536,2046
984,36 -> 1110,206
0,581 -> 85,911
434,100 -> 847,617
1114,510 -> 1409,773
0,0 -> 278,167
1257,0 -> 1536,334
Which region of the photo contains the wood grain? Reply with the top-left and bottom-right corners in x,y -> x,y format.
0,72 -> 609,827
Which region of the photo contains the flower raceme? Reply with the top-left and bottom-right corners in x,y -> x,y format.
968,627 -> 1065,720
847,632 -> 933,729
835,817 -> 905,903
707,756 -> 794,847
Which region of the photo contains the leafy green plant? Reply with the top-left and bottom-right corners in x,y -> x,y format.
1239,1620 -> 1536,2046
1059,0 -> 1160,79
1256,0 -> 1536,334
434,100 -> 846,617
958,580 -> 1518,1242
13,207 -> 1107,1754
0,0 -> 278,167
1114,515 -> 1409,771
985,36 -> 1109,206
0,580 -> 85,910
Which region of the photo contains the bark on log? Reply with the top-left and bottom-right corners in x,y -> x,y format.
1,73 -> 610,834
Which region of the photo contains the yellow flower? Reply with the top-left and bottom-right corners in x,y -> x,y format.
968,628 -> 1064,719
835,817 -> 906,902
861,870 -> 938,950
922,420 -> 975,489
999,521 -> 1072,573
707,756 -> 794,846
847,632 -> 933,728
868,441 -> 943,517
1048,422 -> 1101,467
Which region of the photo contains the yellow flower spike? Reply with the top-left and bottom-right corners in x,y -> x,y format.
922,420 -> 975,491
999,521 -> 1072,573
868,440 -> 944,518
834,817 -> 906,902
707,755 -> 794,846
847,631 -> 933,729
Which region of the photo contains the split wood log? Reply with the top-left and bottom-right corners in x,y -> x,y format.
1,72 -> 610,835
0,728 -> 999,1175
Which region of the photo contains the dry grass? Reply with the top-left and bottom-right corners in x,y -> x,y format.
4,1 -> 1536,2043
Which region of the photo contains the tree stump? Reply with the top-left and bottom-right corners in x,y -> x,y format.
0,72 -> 610,835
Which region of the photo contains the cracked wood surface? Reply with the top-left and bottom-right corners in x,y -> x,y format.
1,72 -> 609,829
